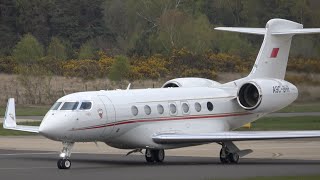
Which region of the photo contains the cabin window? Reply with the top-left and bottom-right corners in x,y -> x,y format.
131,106 -> 138,116
157,104 -> 164,114
195,102 -> 201,112
207,102 -> 214,111
144,105 -> 151,115
170,104 -> 177,114
60,102 -> 79,110
50,102 -> 62,110
80,102 -> 92,110
182,103 -> 190,114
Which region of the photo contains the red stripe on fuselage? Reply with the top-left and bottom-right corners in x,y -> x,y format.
72,112 -> 252,131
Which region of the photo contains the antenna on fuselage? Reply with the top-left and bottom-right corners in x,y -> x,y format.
126,83 -> 131,90
62,88 -> 67,95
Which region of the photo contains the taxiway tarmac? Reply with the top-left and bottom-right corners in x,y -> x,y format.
0,137 -> 320,180
0,149 -> 320,180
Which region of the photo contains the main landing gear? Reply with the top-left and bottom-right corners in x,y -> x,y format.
219,146 -> 239,164
57,142 -> 74,169
145,149 -> 165,163
218,141 -> 253,164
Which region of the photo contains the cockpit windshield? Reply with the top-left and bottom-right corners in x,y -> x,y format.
50,102 -> 62,110
60,102 -> 79,110
79,102 -> 92,110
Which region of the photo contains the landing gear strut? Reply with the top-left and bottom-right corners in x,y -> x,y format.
57,142 -> 74,169
145,149 -> 165,163
219,143 -> 239,164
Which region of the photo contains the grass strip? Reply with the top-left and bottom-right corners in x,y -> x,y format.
278,102 -> 320,113
240,116 -> 320,131
0,105 -> 50,116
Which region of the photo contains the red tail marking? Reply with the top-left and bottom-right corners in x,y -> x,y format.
270,48 -> 279,58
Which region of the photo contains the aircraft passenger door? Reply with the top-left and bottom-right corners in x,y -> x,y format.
98,95 -> 116,138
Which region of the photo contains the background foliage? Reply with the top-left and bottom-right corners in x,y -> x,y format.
0,0 -> 320,83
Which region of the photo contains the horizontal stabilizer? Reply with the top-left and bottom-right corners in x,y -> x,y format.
3,98 -> 39,133
215,27 -> 320,36
153,131 -> 320,144
214,27 -> 266,35
272,28 -> 320,35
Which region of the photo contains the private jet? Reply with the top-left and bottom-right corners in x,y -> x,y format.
4,18 -> 320,169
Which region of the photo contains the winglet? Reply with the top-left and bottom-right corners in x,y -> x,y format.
3,98 -> 39,133
3,98 -> 17,129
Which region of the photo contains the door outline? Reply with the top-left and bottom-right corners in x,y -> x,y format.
98,95 -> 116,138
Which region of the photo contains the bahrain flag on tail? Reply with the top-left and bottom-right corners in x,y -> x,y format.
270,48 -> 279,58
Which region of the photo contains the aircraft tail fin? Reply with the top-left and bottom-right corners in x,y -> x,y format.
215,19 -> 320,79
3,98 -> 39,133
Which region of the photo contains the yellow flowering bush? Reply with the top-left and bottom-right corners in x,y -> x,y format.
130,54 -> 170,80
62,59 -> 100,80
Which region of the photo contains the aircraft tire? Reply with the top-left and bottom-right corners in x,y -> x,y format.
154,149 -> 165,162
57,159 -> 63,169
145,149 -> 155,163
63,159 -> 72,169
57,159 -> 71,169
219,148 -> 229,164
228,153 -> 239,164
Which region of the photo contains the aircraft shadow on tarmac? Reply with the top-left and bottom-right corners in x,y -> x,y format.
17,153 -> 320,166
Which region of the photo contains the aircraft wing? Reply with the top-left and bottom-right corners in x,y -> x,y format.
4,125 -> 39,133
153,131 -> 320,144
3,98 -> 40,133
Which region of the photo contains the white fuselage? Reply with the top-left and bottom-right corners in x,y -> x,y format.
39,86 -> 263,149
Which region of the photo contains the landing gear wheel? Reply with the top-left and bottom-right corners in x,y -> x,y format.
228,153 -> 239,164
154,149 -> 165,163
57,159 -> 71,169
219,148 -> 229,164
145,149 -> 155,163
57,159 -> 63,169
63,159 -> 72,169
145,149 -> 165,163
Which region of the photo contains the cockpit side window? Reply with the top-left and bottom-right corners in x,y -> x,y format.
60,102 -> 79,110
50,102 -> 62,110
79,102 -> 92,110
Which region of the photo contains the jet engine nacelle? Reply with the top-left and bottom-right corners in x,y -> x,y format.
162,78 -> 221,88
237,79 -> 298,113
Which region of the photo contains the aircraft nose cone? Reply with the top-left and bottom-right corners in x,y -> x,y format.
39,121 -> 52,137
39,119 -> 61,140
39,114 -> 73,141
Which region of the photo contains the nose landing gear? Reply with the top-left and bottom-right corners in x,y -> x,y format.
57,159 -> 72,169
145,149 -> 165,163
57,142 -> 74,169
